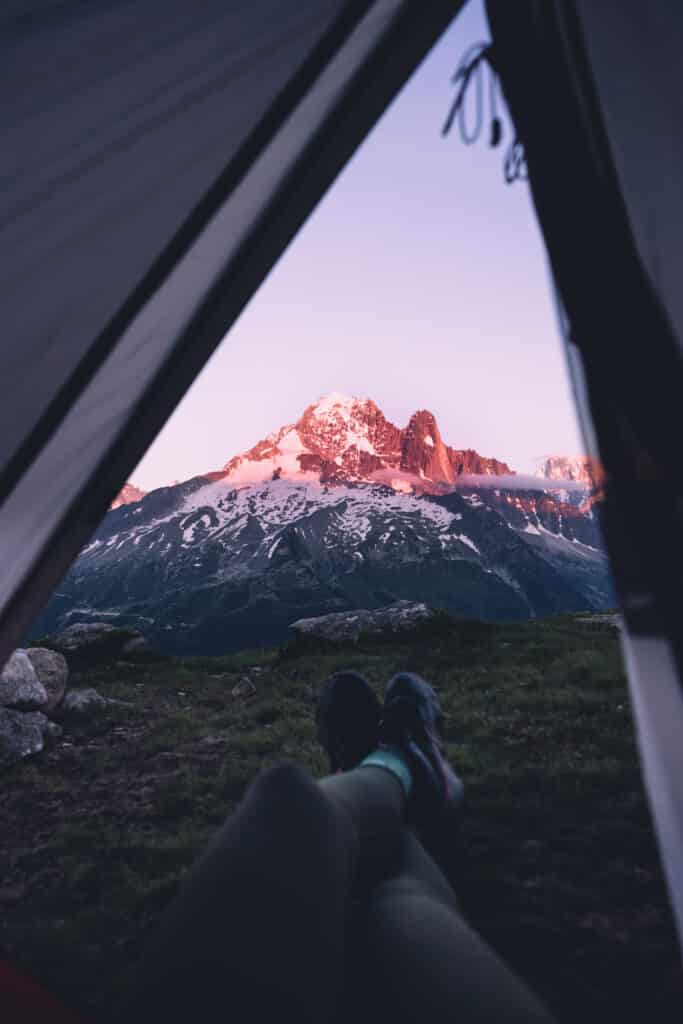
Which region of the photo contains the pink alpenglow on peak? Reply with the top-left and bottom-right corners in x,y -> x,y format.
219,394 -> 512,493
111,483 -> 146,509
537,455 -> 604,487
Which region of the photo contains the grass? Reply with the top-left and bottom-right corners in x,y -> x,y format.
0,613 -> 680,1022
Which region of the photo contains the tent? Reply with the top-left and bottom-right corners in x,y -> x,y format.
1,0 -> 681,952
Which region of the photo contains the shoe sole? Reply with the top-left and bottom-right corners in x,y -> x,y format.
316,671 -> 381,772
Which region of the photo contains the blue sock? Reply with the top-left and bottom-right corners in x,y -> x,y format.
361,745 -> 412,796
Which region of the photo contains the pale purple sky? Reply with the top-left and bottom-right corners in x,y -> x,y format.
133,0 -> 583,492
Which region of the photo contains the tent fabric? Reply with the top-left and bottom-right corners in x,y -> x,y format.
486,0 -> 683,949
574,2 -> 683,356
2,0 -> 347,493
0,0 -> 462,662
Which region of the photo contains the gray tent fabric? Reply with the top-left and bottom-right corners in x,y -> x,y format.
2,1 -> 346,491
0,0 -> 462,660
487,0 -> 683,950
571,0 -> 683,957
574,2 -> 683,354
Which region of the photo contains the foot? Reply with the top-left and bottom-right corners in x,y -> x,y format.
379,672 -> 464,840
316,671 -> 381,773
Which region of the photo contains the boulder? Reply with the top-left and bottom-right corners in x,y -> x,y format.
576,613 -> 622,631
25,648 -> 68,714
290,600 -> 433,645
0,651 -> 48,711
231,677 -> 256,699
61,688 -> 108,718
47,623 -> 146,667
120,635 -> 148,657
0,708 -> 51,769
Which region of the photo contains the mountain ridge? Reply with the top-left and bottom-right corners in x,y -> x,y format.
220,394 -> 513,493
119,395 -> 601,506
33,396 -> 613,654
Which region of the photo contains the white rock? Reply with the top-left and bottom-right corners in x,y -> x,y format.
25,648 -> 68,714
0,651 -> 48,711
61,688 -> 108,717
290,600 -> 432,645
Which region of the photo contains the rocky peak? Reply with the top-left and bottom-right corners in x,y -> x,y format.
111,483 -> 146,509
449,449 -> 513,478
296,394 -> 401,462
401,410 -> 455,484
220,393 -> 512,491
538,456 -> 603,489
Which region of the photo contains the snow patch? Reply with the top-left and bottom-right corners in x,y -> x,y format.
457,534 -> 480,554
182,513 -> 212,544
390,478 -> 413,494
312,393 -> 356,417
424,435 -> 434,447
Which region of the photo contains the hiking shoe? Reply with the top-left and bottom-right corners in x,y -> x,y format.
316,671 -> 381,773
380,672 -> 465,836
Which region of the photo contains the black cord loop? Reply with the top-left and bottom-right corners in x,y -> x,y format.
442,41 -> 526,184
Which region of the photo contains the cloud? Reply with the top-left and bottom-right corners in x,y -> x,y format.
453,474 -> 588,492
369,469 -> 590,494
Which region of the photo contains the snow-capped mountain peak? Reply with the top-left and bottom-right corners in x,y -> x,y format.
34,395 -> 613,656
111,482 -> 146,509
310,392 -> 363,418
221,395 -> 509,492
537,455 -> 603,488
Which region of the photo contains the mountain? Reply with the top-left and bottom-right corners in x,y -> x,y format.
537,455 -> 603,487
111,483 -> 146,509
222,394 -> 511,491
31,396 -> 614,654
536,455 -> 605,513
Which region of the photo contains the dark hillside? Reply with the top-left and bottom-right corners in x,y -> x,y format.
1,615 -> 680,1021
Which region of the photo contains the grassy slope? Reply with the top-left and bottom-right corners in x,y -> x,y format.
1,615 -> 681,1021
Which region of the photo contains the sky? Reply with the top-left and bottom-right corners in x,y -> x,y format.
133,0 -> 583,493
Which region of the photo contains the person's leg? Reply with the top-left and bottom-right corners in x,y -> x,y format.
318,759 -> 407,890
116,759 -> 407,1024
346,827 -> 558,1024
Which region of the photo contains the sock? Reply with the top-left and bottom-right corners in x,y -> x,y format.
361,745 -> 413,796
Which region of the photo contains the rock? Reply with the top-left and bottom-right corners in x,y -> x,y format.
576,613 -> 622,630
52,622 -> 119,649
120,635 -> 148,657
290,600 -> 433,645
25,648 -> 68,714
61,688 -> 108,717
47,622 -> 146,666
0,708 -> 51,768
0,651 -> 48,711
199,735 -> 227,747
231,677 -> 256,699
